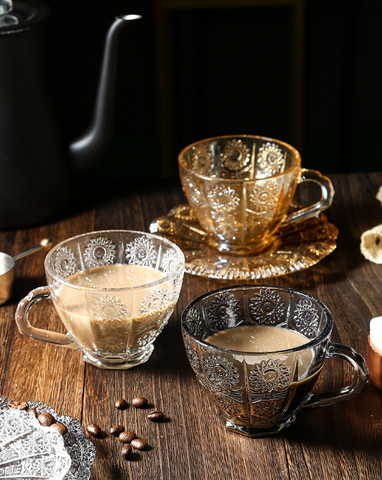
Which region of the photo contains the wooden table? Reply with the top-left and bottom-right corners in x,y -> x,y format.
1,172 -> 382,480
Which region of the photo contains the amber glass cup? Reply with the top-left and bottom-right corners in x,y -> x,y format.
178,135 -> 334,255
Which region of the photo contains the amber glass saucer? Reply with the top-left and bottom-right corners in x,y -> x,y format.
149,203 -> 338,280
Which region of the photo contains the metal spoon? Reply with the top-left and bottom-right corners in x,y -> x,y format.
0,238 -> 52,305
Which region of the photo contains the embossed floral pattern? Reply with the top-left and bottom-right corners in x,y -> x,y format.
133,312 -> 169,348
53,246 -> 77,279
161,249 -> 179,273
125,236 -> 157,267
249,359 -> 291,394
203,355 -> 240,392
221,139 -> 251,172
248,181 -> 279,215
185,307 -> 205,339
207,186 -> 240,212
181,174 -> 203,206
183,333 -> 203,374
181,285 -> 333,431
150,203 -> 338,280
139,288 -> 171,314
249,288 -> 286,325
217,396 -> 242,416
207,292 -> 240,331
257,142 -> 285,176
191,144 -> 214,174
137,330 -> 158,347
293,298 -> 320,337
91,295 -> 129,320
83,236 -> 116,268
252,400 -> 282,418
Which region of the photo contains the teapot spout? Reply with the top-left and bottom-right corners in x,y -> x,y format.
69,14 -> 141,172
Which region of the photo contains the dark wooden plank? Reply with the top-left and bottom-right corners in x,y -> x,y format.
0,173 -> 381,480
282,172 -> 382,480
0,209 -> 94,419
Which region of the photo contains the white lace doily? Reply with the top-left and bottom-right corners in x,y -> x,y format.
0,398 -> 95,480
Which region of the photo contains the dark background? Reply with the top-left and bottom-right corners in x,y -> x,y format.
40,0 -> 381,179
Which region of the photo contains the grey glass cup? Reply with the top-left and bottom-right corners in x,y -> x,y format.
181,285 -> 369,437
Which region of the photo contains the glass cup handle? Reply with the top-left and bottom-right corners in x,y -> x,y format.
282,168 -> 335,227
15,286 -> 78,349
302,342 -> 369,410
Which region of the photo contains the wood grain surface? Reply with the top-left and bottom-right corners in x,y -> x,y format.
1,172 -> 382,480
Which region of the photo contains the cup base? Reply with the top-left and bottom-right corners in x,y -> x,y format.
219,411 -> 296,437
207,236 -> 275,256
82,345 -> 154,370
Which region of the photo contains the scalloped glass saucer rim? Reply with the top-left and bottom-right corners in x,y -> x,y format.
0,397 -> 95,480
149,204 -> 338,280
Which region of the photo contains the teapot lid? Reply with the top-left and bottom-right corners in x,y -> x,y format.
0,0 -> 50,34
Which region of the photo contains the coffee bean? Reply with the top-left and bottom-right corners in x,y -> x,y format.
115,399 -> 128,410
131,396 -> 148,408
147,410 -> 164,422
110,425 -> 124,437
38,412 -> 55,426
27,407 -> 37,418
131,438 -> 148,451
50,423 -> 67,435
121,444 -> 132,459
86,423 -> 101,437
118,430 -> 136,443
9,401 -> 29,411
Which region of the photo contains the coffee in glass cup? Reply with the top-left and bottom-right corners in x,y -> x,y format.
15,230 -> 185,369
181,285 -> 368,437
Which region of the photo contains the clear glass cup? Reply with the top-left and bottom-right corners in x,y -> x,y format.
181,285 -> 368,437
15,230 -> 185,369
178,135 -> 334,255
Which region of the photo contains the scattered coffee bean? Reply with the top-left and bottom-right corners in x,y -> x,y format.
27,407 -> 37,418
50,423 -> 67,435
38,412 -> 55,426
110,425 -> 124,437
147,410 -> 164,422
121,444 -> 132,459
86,423 -> 101,438
118,430 -> 136,443
9,401 -> 29,410
131,396 -> 148,408
115,399 -> 128,410
131,438 -> 148,451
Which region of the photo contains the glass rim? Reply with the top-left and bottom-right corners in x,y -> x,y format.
181,284 -> 333,355
178,134 -> 302,181
44,229 -> 185,292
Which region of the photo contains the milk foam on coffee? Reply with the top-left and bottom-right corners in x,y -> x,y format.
206,325 -> 313,378
54,264 -> 174,353
206,325 -> 309,352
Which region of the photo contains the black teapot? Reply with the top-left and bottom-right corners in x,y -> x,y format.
0,0 -> 141,230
